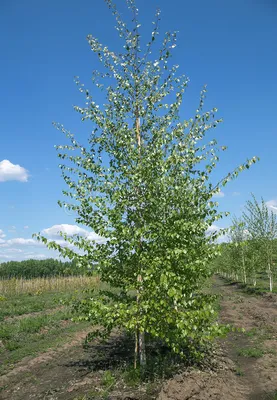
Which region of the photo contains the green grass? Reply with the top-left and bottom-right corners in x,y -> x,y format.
0,291 -> 95,375
0,278 -> 106,375
0,290 -> 75,321
237,347 -> 264,358
235,366 -> 244,376
0,311 -> 90,374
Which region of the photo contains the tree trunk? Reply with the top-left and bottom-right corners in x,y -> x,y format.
269,263 -> 273,292
139,331 -> 146,366
242,252 -> 247,284
135,110 -> 146,367
134,330 -> 138,369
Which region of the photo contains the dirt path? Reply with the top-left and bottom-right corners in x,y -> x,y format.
215,277 -> 277,399
1,277 -> 277,399
158,276 -> 277,400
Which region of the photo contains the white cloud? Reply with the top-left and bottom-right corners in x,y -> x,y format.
0,160 -> 29,182
4,238 -> 42,246
265,200 -> 277,214
0,224 -> 105,263
23,253 -> 48,260
0,229 -> 5,238
206,224 -> 229,243
86,231 -> 106,244
206,224 -> 220,233
232,191 -> 240,196
42,224 -> 105,244
24,226 -> 29,229
213,189 -> 225,198
42,224 -> 88,238
0,248 -> 23,254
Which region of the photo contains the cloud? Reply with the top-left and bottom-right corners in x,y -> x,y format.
206,224 -> 229,243
0,229 -> 5,238
213,189 -> 225,198
24,226 -> 29,229
0,250 -> 47,261
42,224 -> 88,238
0,238 -> 42,247
1,248 -> 23,254
265,200 -> 277,214
0,160 -> 29,182
86,231 -> 107,244
232,192 -> 240,196
42,224 -> 105,244
0,224 -> 104,263
23,253 -> 48,260
206,224 -> 220,233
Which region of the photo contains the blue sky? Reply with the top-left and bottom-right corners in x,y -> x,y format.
0,0 -> 276,262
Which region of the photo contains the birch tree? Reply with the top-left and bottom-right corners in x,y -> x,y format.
229,217 -> 248,283
243,194 -> 277,292
34,0 -> 258,367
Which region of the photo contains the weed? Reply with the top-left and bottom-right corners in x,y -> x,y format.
237,347 -> 263,358
122,367 -> 141,387
245,328 -> 258,337
101,370 -> 116,389
235,366 -> 244,376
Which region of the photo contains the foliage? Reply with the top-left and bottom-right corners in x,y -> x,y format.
213,194 -> 277,291
0,258 -> 87,279
243,194 -> 277,291
34,0 -> 258,366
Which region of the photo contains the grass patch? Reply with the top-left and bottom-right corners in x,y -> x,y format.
245,328 -> 258,337
235,366 -> 244,376
0,290 -> 73,321
237,347 -> 264,358
0,318 -> 90,375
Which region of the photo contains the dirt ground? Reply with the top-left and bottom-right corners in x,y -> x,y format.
1,276 -> 277,400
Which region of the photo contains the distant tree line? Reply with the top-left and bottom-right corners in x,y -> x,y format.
0,258 -> 91,279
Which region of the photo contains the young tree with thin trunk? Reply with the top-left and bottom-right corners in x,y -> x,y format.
229,216 -> 248,283
243,194 -> 277,292
34,0 -> 258,367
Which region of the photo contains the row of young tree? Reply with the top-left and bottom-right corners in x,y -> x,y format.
213,194 -> 277,292
0,258 -> 86,279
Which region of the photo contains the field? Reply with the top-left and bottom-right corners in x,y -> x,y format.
1,275 -> 277,399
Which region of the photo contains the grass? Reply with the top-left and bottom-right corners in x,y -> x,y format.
0,275 -> 99,296
0,276 -> 99,321
0,276 -> 101,375
235,366 -> 244,376
216,273 -> 277,295
0,306 -> 91,374
237,347 -> 264,358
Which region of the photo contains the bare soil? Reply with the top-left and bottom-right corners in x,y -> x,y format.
1,276 -> 277,400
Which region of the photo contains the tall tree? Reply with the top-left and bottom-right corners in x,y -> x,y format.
34,0 -> 258,367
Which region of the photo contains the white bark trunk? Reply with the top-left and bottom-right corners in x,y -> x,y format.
139,331 -> 146,366
268,263 -> 273,292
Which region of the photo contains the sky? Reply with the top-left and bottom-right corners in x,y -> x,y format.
0,0 -> 276,262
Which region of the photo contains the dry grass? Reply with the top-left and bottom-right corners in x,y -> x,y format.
0,275 -> 100,296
